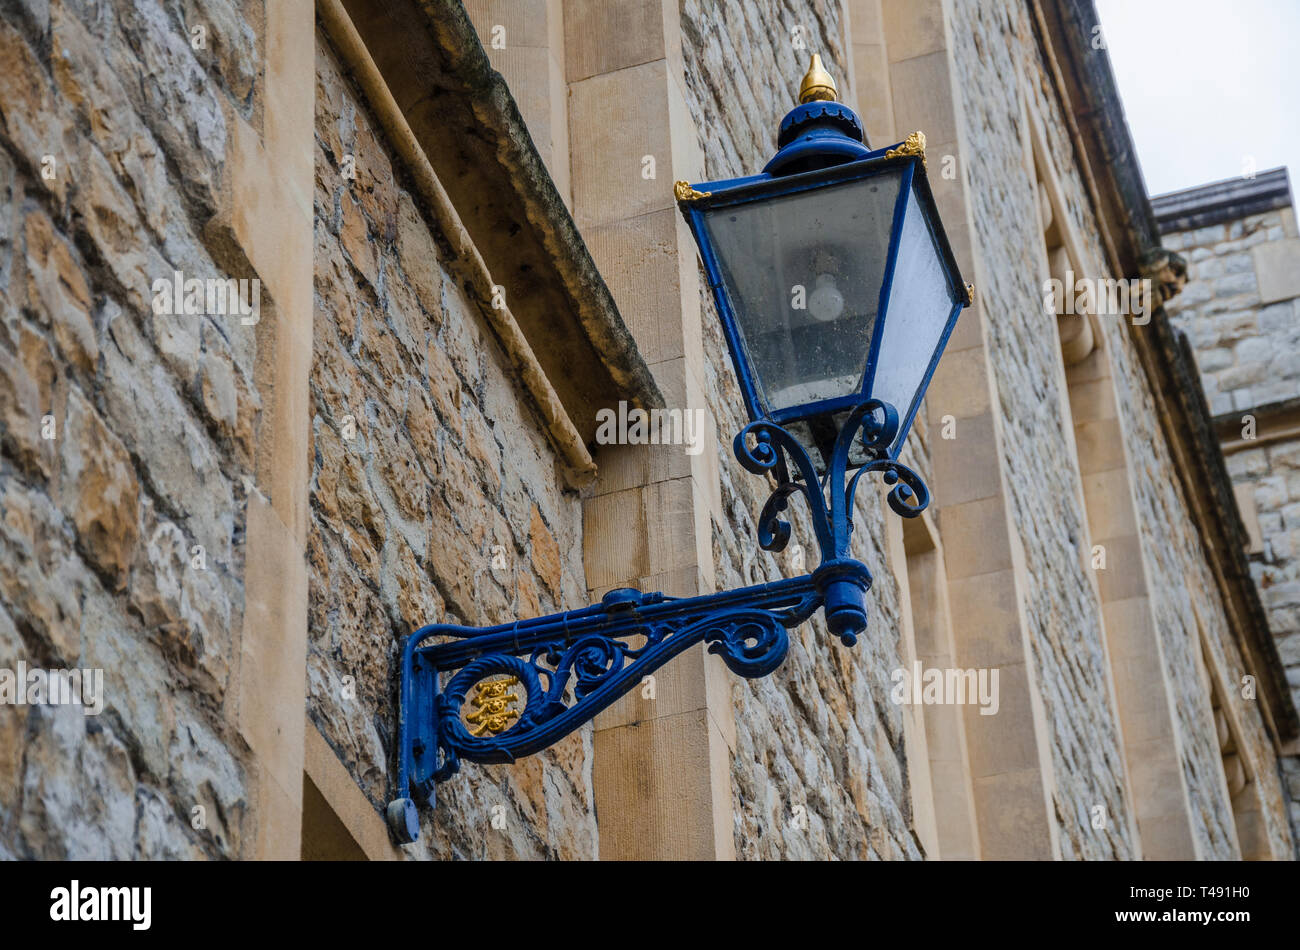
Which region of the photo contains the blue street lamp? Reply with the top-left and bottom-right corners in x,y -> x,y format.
677,54 -> 971,471
385,54 -> 971,844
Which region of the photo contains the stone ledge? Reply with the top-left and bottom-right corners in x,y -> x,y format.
335,0 -> 665,439
1153,168 -> 1294,234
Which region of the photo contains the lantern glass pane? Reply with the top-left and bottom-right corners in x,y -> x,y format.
700,170 -> 904,414
870,185 -> 960,454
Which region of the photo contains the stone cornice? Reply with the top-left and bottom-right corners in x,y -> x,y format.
1152,167 -> 1294,234
328,0 -> 665,448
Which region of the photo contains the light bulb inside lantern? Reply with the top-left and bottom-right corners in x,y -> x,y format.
807,273 -> 845,322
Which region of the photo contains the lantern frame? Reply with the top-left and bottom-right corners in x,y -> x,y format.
678,142 -> 970,463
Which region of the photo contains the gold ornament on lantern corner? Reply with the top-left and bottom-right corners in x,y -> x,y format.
885,130 -> 928,170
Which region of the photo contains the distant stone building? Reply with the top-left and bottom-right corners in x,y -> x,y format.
1155,167 -> 1300,847
0,0 -> 1295,860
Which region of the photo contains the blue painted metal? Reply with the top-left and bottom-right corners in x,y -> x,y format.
385,84 -> 959,845
389,573 -> 826,841
386,396 -> 927,842
677,98 -> 969,460
764,100 -> 873,175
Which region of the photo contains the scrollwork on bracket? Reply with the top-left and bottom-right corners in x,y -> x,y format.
387,399 -> 928,843
734,399 -> 928,566
423,596 -> 805,785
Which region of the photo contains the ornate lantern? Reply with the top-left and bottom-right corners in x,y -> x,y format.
385,54 -> 972,844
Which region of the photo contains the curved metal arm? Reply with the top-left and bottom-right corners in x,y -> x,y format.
386,399 -> 929,844
386,572 -> 842,842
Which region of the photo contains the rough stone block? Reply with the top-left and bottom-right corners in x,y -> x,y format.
1252,237 -> 1300,305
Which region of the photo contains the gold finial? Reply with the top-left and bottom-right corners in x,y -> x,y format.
963,282 -> 975,306
798,53 -> 838,104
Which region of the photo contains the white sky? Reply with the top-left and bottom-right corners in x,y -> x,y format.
1094,0 -> 1300,197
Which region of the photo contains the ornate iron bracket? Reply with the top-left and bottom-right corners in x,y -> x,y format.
386,399 -> 928,843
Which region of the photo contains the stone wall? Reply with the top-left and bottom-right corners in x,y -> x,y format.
0,0 -> 261,858
309,30 -> 596,860
947,0 -> 1292,859
681,0 -> 922,860
1163,209 -> 1300,417
1224,443 -> 1300,717
1160,205 -> 1300,716
1220,441 -> 1300,707
4,0 -> 1293,865
949,0 -> 1137,859
1100,323 -> 1287,858
1162,202 -> 1300,851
